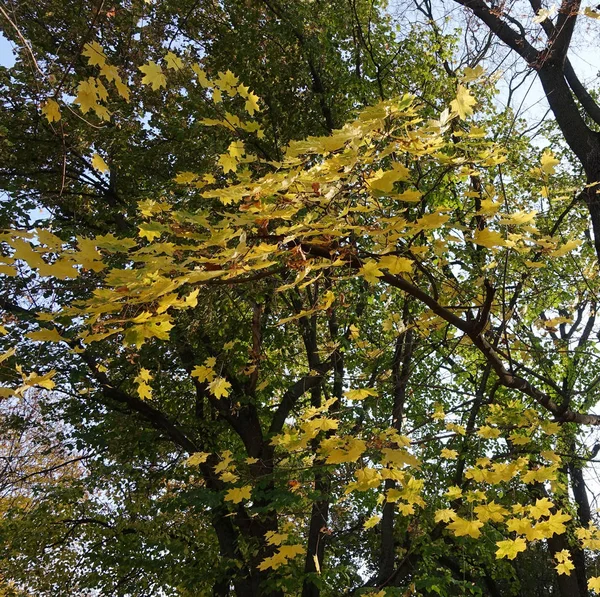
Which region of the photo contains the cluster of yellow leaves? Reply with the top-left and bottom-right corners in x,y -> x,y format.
258,544 -> 304,571
437,494 -> 572,562
0,349 -> 56,399
134,368 -> 152,400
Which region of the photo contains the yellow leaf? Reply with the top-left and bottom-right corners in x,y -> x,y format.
378,255 -> 412,275
474,501 -> 508,523
25,370 -> 56,390
75,78 -> 99,114
0,347 -> 16,362
435,509 -> 456,523
174,171 -> 198,184
451,84 -> 477,119
473,228 -> 511,248
529,497 -> 553,519
589,577 -> 600,592
477,198 -> 501,216
368,163 -> 410,192
82,41 -> 106,66
228,141 -> 245,158
462,65 -> 485,82
165,51 -> 184,70
185,452 -> 210,466
265,531 -> 288,546
91,153 -> 109,173
395,189 -> 422,202
191,364 -> 216,383
445,486 -> 463,500
209,376 -> 232,398
541,149 -> 559,174
137,381 -> 152,400
551,239 -> 582,257
26,328 -> 67,343
216,70 -> 239,94
364,515 -> 381,529
191,63 -> 211,87
245,92 -> 260,115
345,387 -> 378,401
583,6 -> 600,18
556,559 -> 574,576
224,485 -> 252,504
257,545 -> 304,571
115,77 -> 131,101
447,516 -> 483,539
495,537 -> 527,560
477,425 -> 500,439
41,99 -> 61,122
100,63 -> 119,82
441,448 -> 458,459
359,260 -> 384,283
139,61 -> 166,90
498,210 -> 537,225
218,153 -> 237,174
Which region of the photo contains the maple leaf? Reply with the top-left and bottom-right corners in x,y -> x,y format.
551,239 -> 582,257
75,78 -> 99,114
477,425 -> 500,439
495,537 -> 527,560
139,61 -> 166,90
41,99 -> 61,122
474,501 -> 508,523
136,381 -> 152,400
100,63 -> 119,82
191,63 -> 211,87
245,92 -> 260,115
364,515 -> 381,529
447,516 -> 483,539
529,497 -> 553,519
451,84 -> 477,119
209,376 -> 232,398
82,41 -> 106,67
173,171 -> 198,184
224,485 -> 252,504
398,503 -> 414,515
185,452 -> 210,466
445,486 -> 463,499
26,328 -> 66,343
589,577 -> 600,592
441,448 -> 458,459
345,388 -> 378,401
216,70 -> 239,95
218,153 -> 237,173
164,51 -> 184,70
540,149 -> 559,174
359,260 -> 384,284
368,162 -> 410,192
228,141 -> 245,158
462,65 -> 485,82
25,370 -> 56,390
498,210 -> 537,226
556,559 -> 575,576
191,364 -> 216,383
473,228 -> 511,248
435,509 -> 457,523
378,255 -> 412,275
258,545 -> 304,571
91,153 -> 109,173
115,78 -> 131,101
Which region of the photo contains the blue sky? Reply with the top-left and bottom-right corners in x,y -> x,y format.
0,31 -> 16,68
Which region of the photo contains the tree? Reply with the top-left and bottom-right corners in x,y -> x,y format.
1,1 -> 600,596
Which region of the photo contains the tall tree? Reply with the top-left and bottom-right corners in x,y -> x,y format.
1,2 -> 600,597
